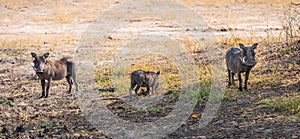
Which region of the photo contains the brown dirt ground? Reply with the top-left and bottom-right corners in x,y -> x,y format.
0,0 -> 299,138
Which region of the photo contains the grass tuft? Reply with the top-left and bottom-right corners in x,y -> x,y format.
0,100 -> 15,107
282,48 -> 292,55
259,96 -> 300,115
197,88 -> 210,103
148,107 -> 166,113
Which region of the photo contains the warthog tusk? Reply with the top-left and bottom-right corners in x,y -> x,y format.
31,63 -> 37,71
242,57 -> 246,64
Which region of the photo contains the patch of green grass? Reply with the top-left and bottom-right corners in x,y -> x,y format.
171,91 -> 180,99
241,109 -> 253,116
282,48 -> 292,55
215,111 -> 221,117
136,109 -> 146,113
0,100 -> 15,107
34,121 -> 54,129
223,89 -> 241,100
148,107 -> 166,113
197,88 -> 210,103
260,97 -> 300,115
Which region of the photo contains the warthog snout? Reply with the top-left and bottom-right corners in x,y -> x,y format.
34,66 -> 44,73
241,56 -> 257,67
226,43 -> 258,91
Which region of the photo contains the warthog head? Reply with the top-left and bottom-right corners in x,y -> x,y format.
239,43 -> 258,67
31,52 -> 49,73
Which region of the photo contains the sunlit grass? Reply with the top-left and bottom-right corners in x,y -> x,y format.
258,95 -> 300,116
96,55 -> 182,94
223,89 -> 241,100
95,54 -> 215,98
95,67 -> 113,89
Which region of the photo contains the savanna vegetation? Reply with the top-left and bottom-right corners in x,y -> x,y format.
0,0 -> 299,138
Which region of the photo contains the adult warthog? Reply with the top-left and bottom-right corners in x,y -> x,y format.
226,43 -> 258,91
31,52 -> 78,98
129,70 -> 160,96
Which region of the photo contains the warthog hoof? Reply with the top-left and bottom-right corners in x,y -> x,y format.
228,82 -> 231,86
38,95 -> 44,99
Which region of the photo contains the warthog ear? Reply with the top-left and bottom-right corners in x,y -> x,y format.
239,43 -> 246,50
252,43 -> 258,50
43,52 -> 49,58
31,52 -> 37,58
156,71 -> 160,75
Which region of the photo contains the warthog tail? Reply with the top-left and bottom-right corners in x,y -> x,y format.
59,56 -> 73,64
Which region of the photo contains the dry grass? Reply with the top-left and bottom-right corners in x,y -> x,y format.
258,94 -> 300,116
0,1 -> 300,138
96,54 -> 182,95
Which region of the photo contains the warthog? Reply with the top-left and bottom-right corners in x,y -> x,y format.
226,43 -> 258,91
31,52 -> 78,98
129,70 -> 160,96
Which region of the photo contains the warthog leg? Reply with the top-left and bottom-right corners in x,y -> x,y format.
39,79 -> 46,98
135,82 -> 142,95
66,75 -> 72,94
45,78 -> 51,98
244,70 -> 250,91
227,70 -> 231,86
238,72 -> 243,91
231,72 -> 235,85
129,81 -> 136,95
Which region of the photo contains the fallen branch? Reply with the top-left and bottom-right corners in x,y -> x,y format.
291,2 -> 300,6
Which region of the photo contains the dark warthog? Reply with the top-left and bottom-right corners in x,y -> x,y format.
129,70 -> 160,96
226,43 -> 258,91
31,52 -> 78,98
